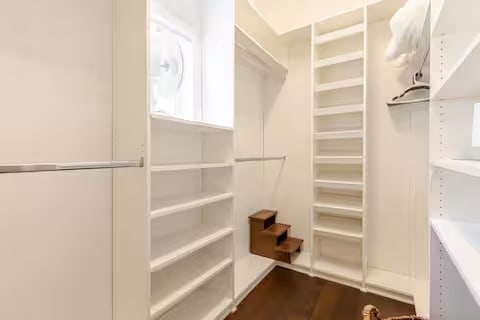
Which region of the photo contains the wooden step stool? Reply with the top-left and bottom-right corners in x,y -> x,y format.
249,210 -> 303,263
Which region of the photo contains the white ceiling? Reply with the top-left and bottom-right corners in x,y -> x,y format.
248,0 -> 381,35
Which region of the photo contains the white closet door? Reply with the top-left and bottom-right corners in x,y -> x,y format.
0,1 -> 113,320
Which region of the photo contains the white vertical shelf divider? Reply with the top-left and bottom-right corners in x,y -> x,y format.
308,0 -> 421,304
309,23 -> 316,276
114,1 -> 235,320
361,5 -> 368,290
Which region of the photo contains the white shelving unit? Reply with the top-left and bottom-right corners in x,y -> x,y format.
432,0 -> 480,37
431,219 -> 480,305
150,256 -> 232,319
309,0 -> 424,305
431,33 -> 480,100
430,0 -> 480,318
311,6 -> 367,290
113,1 -> 235,319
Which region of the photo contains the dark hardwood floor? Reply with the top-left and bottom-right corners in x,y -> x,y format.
226,267 -> 416,320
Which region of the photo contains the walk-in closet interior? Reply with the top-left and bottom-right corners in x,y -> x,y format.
1,0 -> 480,319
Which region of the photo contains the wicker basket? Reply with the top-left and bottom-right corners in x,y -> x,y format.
362,305 -> 426,320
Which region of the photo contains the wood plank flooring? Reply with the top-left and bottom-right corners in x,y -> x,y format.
227,267 -> 416,320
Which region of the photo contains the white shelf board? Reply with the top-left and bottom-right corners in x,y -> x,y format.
151,162 -> 234,173
151,192 -> 233,219
313,202 -> 363,219
314,156 -> 364,165
234,254 -> 275,300
151,225 -> 233,272
313,225 -> 363,240
235,25 -> 288,76
432,0 -> 480,36
151,113 -> 234,133
314,104 -> 364,116
314,179 -> 363,191
366,268 -> 413,296
313,257 -> 362,282
150,258 -> 232,319
315,23 -> 364,45
314,130 -> 363,140
160,287 -> 233,320
315,77 -> 364,93
431,218 -> 480,306
314,51 -> 364,69
432,34 -> 480,100
432,159 -> 480,177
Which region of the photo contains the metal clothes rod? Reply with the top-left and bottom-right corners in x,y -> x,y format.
0,158 -> 144,174
235,156 -> 286,163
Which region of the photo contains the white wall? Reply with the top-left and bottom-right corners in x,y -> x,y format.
234,61 -> 265,259
203,0 -> 235,127
264,40 -> 312,252
0,1 -> 113,319
367,19 -> 429,279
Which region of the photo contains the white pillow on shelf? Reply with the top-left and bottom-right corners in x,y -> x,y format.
385,0 -> 429,67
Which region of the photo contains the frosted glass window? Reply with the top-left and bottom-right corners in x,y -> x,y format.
150,21 -> 194,120
472,103 -> 480,147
